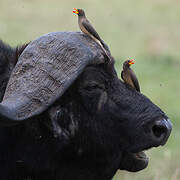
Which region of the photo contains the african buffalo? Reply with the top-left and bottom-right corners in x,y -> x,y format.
0,32 -> 172,180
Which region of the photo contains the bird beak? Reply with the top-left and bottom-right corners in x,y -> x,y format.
73,8 -> 79,15
129,59 -> 135,65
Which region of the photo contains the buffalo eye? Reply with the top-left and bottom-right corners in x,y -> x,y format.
83,81 -> 105,92
78,81 -> 106,112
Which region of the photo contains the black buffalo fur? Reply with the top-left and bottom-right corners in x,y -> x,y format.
0,40 -> 14,101
0,40 -> 28,101
0,40 -> 170,180
13,43 -> 29,66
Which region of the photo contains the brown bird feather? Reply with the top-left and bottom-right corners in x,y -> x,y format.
73,8 -> 112,62
121,59 -> 140,92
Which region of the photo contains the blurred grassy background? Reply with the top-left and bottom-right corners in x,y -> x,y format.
0,0 -> 179,179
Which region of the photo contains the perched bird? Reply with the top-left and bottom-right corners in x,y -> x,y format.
121,59 -> 140,92
73,8 -> 112,62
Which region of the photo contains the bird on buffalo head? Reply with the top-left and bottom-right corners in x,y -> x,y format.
73,8 -> 112,62
121,59 -> 140,92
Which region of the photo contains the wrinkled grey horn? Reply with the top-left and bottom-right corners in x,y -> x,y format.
0,31 -> 111,125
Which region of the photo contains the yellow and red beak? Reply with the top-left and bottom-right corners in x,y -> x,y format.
73,8 -> 79,15
129,59 -> 135,65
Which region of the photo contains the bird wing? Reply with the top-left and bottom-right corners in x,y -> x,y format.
82,20 -> 102,43
121,70 -> 124,81
130,70 -> 140,92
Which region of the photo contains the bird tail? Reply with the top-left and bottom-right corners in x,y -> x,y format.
100,39 -> 106,48
97,41 -> 112,62
102,46 -> 112,62
90,36 -> 112,62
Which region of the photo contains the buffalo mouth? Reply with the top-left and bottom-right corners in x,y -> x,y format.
119,151 -> 149,172
119,118 -> 172,172
135,151 -> 148,161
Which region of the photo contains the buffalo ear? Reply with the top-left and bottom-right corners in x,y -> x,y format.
48,105 -> 77,140
97,91 -> 108,111
48,105 -> 63,138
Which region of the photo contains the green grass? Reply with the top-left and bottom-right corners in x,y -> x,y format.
0,0 -> 180,179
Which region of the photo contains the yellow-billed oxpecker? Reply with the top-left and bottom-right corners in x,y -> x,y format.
73,8 -> 112,62
121,59 -> 140,92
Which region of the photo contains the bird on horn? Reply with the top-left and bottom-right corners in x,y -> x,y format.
73,8 -> 112,62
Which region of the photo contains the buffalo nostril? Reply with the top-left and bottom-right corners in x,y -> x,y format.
151,119 -> 172,145
152,124 -> 167,138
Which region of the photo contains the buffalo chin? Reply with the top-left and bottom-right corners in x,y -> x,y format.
119,151 -> 149,172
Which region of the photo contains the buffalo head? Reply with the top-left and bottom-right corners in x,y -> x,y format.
0,32 -> 172,179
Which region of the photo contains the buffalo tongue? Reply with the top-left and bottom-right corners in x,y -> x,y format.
135,151 -> 149,160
